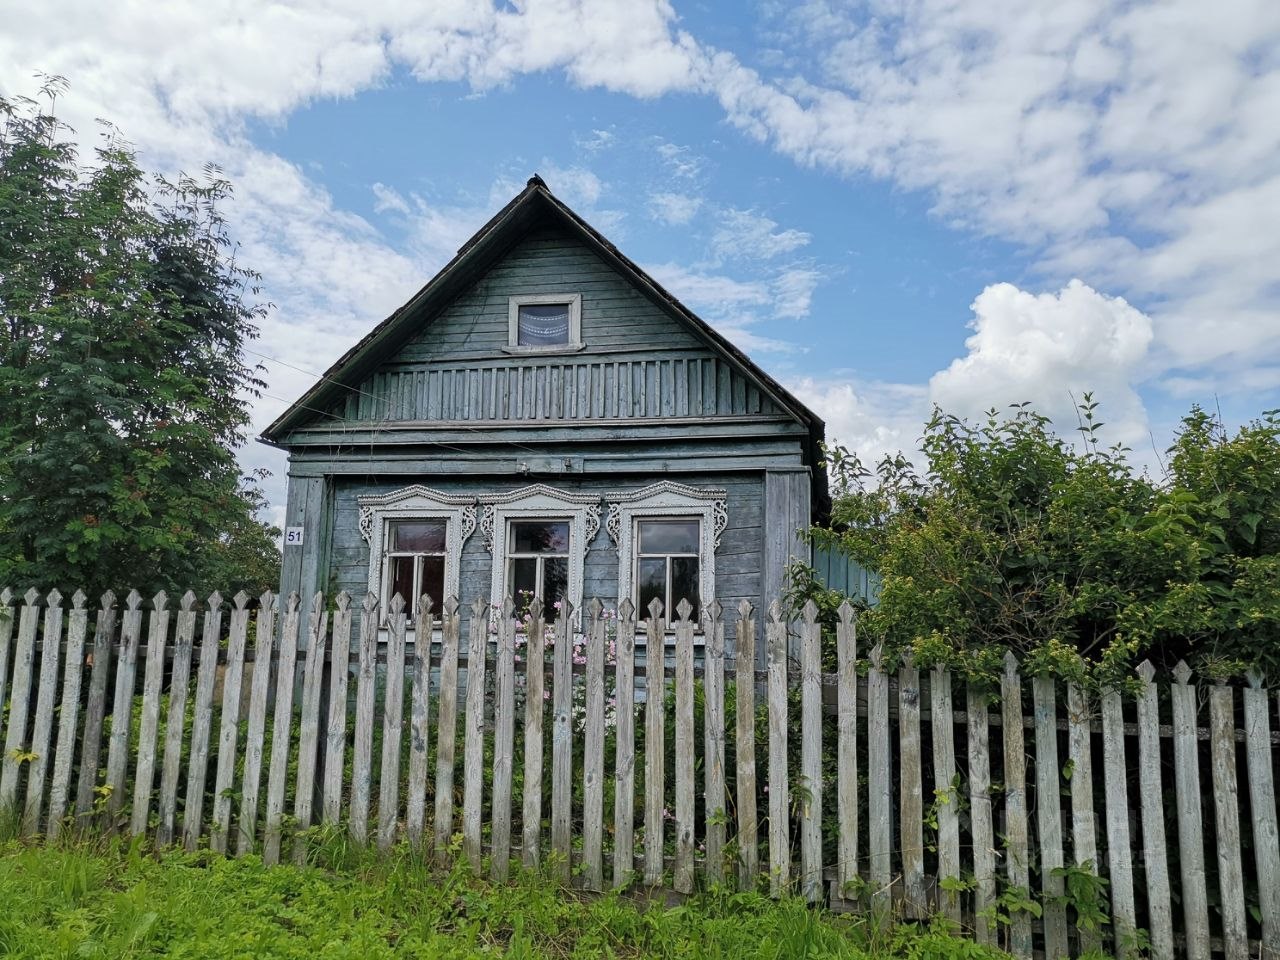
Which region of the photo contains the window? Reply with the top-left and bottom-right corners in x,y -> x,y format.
357,485 -> 478,626
507,293 -> 582,352
385,519 -> 446,611
507,520 -> 570,612
605,481 -> 727,624
635,519 -> 701,615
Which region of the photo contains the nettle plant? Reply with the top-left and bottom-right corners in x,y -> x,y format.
806,399 -> 1280,687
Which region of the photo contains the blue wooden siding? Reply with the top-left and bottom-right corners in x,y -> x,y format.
323,225 -> 786,426
811,543 -> 881,606
325,473 -> 765,615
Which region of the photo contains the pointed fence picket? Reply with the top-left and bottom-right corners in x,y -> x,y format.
2,581 -> 1280,960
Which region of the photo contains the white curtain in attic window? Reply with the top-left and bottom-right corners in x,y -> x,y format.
517,303 -> 571,345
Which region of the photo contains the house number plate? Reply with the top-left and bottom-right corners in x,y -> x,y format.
285,526 -> 304,546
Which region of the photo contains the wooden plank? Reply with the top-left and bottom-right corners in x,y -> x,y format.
462,596 -> 488,871
766,601 -> 789,897
799,600 -> 822,903
867,643 -> 891,916
321,592 -> 351,826
551,599 -> 575,881
966,685 -> 996,945
1171,661 -> 1210,960
47,591 -> 88,839
377,593 -> 407,852
490,599 -> 516,879
1100,688 -> 1136,957
0,589 -> 40,818
703,600 -> 726,886
523,600 -> 547,869
0,590 -> 13,761
182,593 -> 224,850
22,590 -> 65,835
611,599 -> 636,888
209,591 -> 250,852
1067,683 -> 1099,955
835,602 -> 857,900
1209,684 -> 1247,960
105,590 -> 144,825
673,598 -> 696,894
1245,672 -> 1280,959
581,598 -> 607,891
128,591 -> 171,838
155,592 -> 196,847
1032,676 -> 1068,959
1135,661 -> 1174,960
75,593 -> 117,827
350,593 -> 380,845
735,601 -> 758,888
433,598 -> 461,856
238,593 -> 278,852
930,666 -> 960,923
294,592 -> 329,861
406,596 -> 434,849
643,599 -> 666,887
898,656 -> 925,917
1001,653 -> 1032,959
263,591 -> 301,864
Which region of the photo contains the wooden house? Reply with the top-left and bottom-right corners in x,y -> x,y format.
260,176 -> 829,657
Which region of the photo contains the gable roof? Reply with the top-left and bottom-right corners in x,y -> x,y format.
259,176 -> 829,508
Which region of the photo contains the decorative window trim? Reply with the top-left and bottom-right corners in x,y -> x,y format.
480,484 -> 602,618
358,485 -> 477,610
505,293 -> 583,354
605,481 -> 727,618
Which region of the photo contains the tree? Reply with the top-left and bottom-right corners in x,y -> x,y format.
0,81 -> 280,599
807,397 -> 1280,686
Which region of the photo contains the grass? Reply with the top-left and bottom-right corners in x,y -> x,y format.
0,833 -> 1019,960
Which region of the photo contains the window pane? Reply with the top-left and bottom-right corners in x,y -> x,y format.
511,520 -> 570,553
638,519 -> 700,554
388,555 -> 415,606
419,555 -> 445,608
544,556 -> 568,610
510,557 -> 538,605
389,519 -> 446,552
671,556 -> 700,612
517,303 -> 571,346
637,557 -> 666,616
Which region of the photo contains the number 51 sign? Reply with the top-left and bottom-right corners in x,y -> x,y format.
285,526 -> 304,546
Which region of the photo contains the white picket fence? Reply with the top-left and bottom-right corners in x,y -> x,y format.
1,585 -> 1278,960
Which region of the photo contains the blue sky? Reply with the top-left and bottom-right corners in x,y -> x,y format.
4,1 -> 1278,524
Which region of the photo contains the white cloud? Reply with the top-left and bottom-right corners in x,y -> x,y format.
371,182 -> 411,216
654,139 -> 706,180
648,191 -> 702,225
788,375 -> 930,468
712,208 -> 811,261
771,267 -> 821,320
929,280 -> 1154,447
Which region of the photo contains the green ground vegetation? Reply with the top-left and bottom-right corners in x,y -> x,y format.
0,834 -> 1020,960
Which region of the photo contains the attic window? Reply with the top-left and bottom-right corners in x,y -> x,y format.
507,293 -> 583,352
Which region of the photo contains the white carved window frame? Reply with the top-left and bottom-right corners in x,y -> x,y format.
605,481 -> 727,625
358,485 -> 478,620
480,484 -> 602,621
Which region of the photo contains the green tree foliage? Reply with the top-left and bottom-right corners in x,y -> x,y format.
811,396 -> 1280,685
0,82 -> 280,598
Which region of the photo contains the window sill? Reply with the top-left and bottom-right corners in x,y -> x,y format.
500,342 -> 587,356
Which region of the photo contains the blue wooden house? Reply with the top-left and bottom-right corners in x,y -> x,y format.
260,176 -> 830,655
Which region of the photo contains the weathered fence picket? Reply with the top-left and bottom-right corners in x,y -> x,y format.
25,590 -> 65,836
263,592 -> 301,864
155,592 -> 196,847
611,599 -> 636,888
238,593 -> 277,852
3,580 -> 1280,960
406,596 -> 434,849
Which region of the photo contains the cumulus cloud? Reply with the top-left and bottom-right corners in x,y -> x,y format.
929,280 -> 1154,446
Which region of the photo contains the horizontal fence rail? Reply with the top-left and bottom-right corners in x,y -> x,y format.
0,586 -> 1278,960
